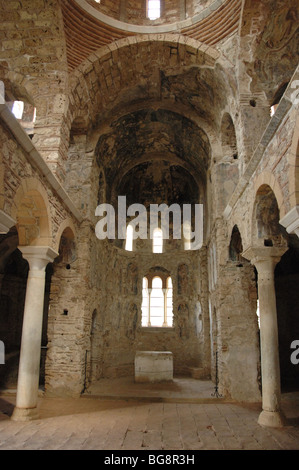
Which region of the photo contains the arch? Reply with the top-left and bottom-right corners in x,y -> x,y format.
252,183 -> 284,247
253,171 -> 286,218
220,112 -> 238,161
54,218 -> 77,254
67,34 -> 231,129
245,172 -> 286,248
229,225 -> 244,262
89,100 -> 221,163
11,178 -> 52,247
56,225 -> 77,267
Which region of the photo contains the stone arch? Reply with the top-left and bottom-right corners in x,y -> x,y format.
55,225 -> 77,268
253,172 -> 285,215
90,100 -> 221,161
11,178 -> 52,247
67,34 -> 229,127
54,218 -> 77,255
220,112 -> 238,161
228,225 -> 244,262
252,183 -> 284,247
247,172 -> 286,248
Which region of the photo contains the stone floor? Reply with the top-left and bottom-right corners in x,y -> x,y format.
0,378 -> 299,451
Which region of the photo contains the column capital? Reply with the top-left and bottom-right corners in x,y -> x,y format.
19,246 -> 59,271
242,245 -> 287,270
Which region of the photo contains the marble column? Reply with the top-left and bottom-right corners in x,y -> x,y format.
243,246 -> 287,427
11,246 -> 58,422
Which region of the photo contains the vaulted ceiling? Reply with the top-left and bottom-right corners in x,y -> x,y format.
61,0 -> 242,70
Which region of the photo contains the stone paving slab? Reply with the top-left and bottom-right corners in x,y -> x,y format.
0,393 -> 298,450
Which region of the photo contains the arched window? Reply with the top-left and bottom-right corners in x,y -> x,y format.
183,221 -> 192,250
141,277 -> 149,326
10,100 -> 36,136
147,0 -> 161,20
125,223 -> 134,251
153,227 -> 163,253
166,276 -> 173,326
12,101 -> 24,119
141,272 -> 173,327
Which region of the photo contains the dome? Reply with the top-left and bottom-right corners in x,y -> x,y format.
62,0 -> 242,69
83,0 -> 227,29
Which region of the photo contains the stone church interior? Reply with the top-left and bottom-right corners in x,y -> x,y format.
0,0 -> 299,438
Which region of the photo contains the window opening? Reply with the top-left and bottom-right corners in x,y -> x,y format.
256,299 -> 260,329
166,276 -> 173,326
183,221 -> 192,250
141,274 -> 173,327
125,223 -> 134,251
147,0 -> 161,20
141,277 -> 149,326
12,101 -> 24,119
150,276 -> 164,326
153,227 -> 163,253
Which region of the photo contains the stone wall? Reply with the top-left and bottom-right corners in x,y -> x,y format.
207,218 -> 261,402
0,0 -> 69,181
86,239 -> 210,380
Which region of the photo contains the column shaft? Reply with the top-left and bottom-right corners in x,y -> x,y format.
15,268 -> 46,410
11,246 -> 58,421
243,246 -> 287,427
256,259 -> 281,414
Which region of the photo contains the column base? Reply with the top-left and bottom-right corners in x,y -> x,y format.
11,406 -> 39,422
258,409 -> 286,428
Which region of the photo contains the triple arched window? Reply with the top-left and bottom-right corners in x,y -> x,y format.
141,273 -> 173,327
